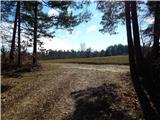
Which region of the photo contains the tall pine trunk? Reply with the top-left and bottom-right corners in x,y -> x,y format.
152,1 -> 160,57
17,1 -> 21,65
130,1 -> 144,76
33,2 -> 38,65
125,2 -> 136,76
147,1 -> 160,114
125,2 -> 160,120
9,2 -> 19,63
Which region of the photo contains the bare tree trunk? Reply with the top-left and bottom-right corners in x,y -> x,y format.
152,1 -> 160,57
125,1 -> 136,76
125,2 -> 160,120
130,1 -> 144,76
147,1 -> 160,114
9,2 -> 19,63
17,1 -> 21,65
131,1 -> 160,114
33,2 -> 38,65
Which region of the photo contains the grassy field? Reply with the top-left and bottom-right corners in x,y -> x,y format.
42,55 -> 129,65
2,60 -> 143,119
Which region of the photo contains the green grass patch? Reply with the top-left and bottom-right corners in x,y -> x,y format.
41,55 -> 129,65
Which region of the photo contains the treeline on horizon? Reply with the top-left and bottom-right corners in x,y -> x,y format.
40,44 -> 128,59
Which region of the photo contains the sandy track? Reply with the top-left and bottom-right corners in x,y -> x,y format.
1,63 -> 143,120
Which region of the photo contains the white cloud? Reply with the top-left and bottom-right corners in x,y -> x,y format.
48,9 -> 59,17
144,17 -> 154,24
41,37 -> 79,51
1,22 -> 15,49
86,25 -> 97,33
66,30 -> 81,39
93,14 -> 98,18
1,21 -> 80,52
75,30 -> 81,34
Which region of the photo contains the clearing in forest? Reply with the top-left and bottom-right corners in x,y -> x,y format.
1,61 -> 143,120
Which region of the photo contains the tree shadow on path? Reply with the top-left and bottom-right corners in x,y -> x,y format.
63,83 -> 140,120
1,84 -> 12,93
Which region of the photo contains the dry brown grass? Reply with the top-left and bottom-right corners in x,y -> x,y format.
1,62 -> 143,120
42,55 -> 129,65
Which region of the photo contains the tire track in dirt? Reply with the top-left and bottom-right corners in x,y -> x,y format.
57,63 -> 129,73
2,63 -> 142,120
32,72 -> 77,120
1,75 -> 50,113
43,64 -> 127,120
1,64 -> 61,114
2,68 -> 78,120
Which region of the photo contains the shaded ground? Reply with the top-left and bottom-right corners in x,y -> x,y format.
1,62 -> 143,120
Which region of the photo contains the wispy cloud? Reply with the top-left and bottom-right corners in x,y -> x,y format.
66,30 -> 81,39
86,25 -> 97,33
93,14 -> 98,18
144,17 -> 154,24
48,9 -> 59,17
41,37 -> 79,51
75,30 -> 81,34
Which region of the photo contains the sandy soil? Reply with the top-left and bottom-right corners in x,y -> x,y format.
1,63 -> 143,120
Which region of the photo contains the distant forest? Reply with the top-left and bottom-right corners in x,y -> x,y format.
40,44 -> 128,59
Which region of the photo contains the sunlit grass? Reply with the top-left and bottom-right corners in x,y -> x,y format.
41,55 -> 129,65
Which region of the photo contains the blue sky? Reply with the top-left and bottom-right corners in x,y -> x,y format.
1,1 -> 152,52
41,2 -> 128,51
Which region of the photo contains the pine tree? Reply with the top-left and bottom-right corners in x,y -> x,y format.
9,2 -> 19,63
17,1 -> 21,65
21,1 -> 91,64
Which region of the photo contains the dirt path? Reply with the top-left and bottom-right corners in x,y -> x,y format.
1,63 -> 143,120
